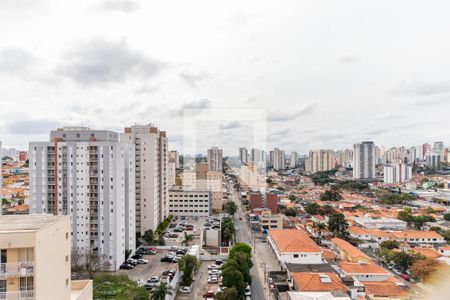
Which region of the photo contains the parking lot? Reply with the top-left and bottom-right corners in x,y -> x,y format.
176,260 -> 223,300
117,248 -> 179,287
163,216 -> 207,246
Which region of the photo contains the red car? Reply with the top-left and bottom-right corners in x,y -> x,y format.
400,274 -> 410,281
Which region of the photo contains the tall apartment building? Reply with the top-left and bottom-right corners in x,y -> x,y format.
289,151 -> 299,169
306,150 -> 335,173
29,127 -> 136,271
239,148 -> 248,164
426,153 -> 441,169
0,141 -> 2,216
384,164 -> 412,183
433,142 -> 445,159
250,148 -> 266,170
169,150 -> 180,169
353,141 -> 376,179
207,147 -> 223,172
121,124 -> 169,234
273,148 -> 285,171
0,214 -> 93,300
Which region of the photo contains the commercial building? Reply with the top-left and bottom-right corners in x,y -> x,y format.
239,148 -> 248,164
306,150 -> 335,173
207,147 -> 223,172
353,142 -> 376,179
0,215 -> 92,300
168,189 -> 211,217
121,124 -> 169,234
257,209 -> 284,230
354,216 -> 406,230
383,163 -> 412,183
29,127 -> 136,271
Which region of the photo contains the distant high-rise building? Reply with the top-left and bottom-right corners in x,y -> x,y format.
170,150 -> 180,169
433,142 -> 445,159
30,127 -> 136,271
290,151 -> 299,168
353,141 -> 376,179
207,147 -> 223,172
0,141 -> 2,215
250,148 -> 266,169
239,147 -> 248,164
384,163 -> 412,183
273,148 -> 285,171
335,149 -> 353,168
122,124 -> 169,234
426,153 -> 441,169
306,150 -> 335,173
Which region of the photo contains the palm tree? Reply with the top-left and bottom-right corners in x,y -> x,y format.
315,222 -> 327,239
150,282 -> 173,300
181,232 -> 194,246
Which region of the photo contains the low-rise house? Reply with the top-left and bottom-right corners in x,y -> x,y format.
366,229 -> 394,243
331,238 -> 371,263
363,282 -> 410,300
290,272 -> 349,295
338,262 -> 391,282
354,216 -> 407,230
268,229 -> 324,265
439,245 -> 450,256
390,230 -> 445,245
348,226 -> 371,241
287,291 -> 351,300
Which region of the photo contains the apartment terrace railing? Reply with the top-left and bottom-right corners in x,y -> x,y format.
0,262 -> 34,277
0,290 -> 34,300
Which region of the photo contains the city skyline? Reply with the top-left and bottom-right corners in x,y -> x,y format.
1,1 -> 450,152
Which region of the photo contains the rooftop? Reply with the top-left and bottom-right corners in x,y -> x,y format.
331,238 -> 370,260
362,281 -> 409,298
269,229 -> 322,253
338,262 -> 389,275
291,272 -> 349,293
390,230 -> 444,239
0,214 -> 67,233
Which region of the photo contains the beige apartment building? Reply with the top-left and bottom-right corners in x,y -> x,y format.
0,215 -> 92,300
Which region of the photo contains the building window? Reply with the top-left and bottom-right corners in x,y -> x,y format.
293,254 -> 299,258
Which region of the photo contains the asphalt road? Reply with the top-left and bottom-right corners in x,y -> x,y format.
228,181 -> 267,300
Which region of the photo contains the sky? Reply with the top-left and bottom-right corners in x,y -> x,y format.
1,0 -> 450,155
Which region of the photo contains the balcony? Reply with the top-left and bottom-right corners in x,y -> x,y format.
0,290 -> 34,300
0,262 -> 34,277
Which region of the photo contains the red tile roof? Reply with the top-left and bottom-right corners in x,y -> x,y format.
269,229 -> 321,253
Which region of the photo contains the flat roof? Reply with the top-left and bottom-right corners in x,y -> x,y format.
0,214 -> 66,233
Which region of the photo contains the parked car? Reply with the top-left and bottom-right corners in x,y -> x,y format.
119,263 -> 133,270
131,254 -> 143,260
401,274 -> 411,281
203,290 -> 215,298
208,264 -> 220,270
179,286 -> 192,294
215,260 -> 224,266
126,259 -> 138,266
137,258 -> 148,264
208,269 -> 221,276
208,276 -> 219,283
161,255 -> 174,263
245,285 -> 251,297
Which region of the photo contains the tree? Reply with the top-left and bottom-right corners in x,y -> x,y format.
328,213 -> 349,239
178,255 -> 199,286
72,249 -> 110,279
93,274 -> 148,300
150,282 -> 173,300
379,240 -> 399,250
444,213 -> 450,221
229,243 -> 252,262
225,201 -> 237,216
313,222 -> 327,239
320,189 -> 342,201
375,247 -> 393,263
425,206 -> 436,214
412,215 -> 436,229
411,259 -> 440,282
143,229 -> 154,244
216,287 -> 239,300
284,208 -> 297,217
305,203 -> 320,215
221,268 -> 245,296
391,251 -> 424,273
221,218 -> 236,245
232,252 -> 252,284
319,204 -> 335,216
181,232 -> 194,246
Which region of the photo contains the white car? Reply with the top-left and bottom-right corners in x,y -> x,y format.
179,286 -> 192,294
208,270 -> 221,276
208,276 -> 219,283
208,265 -> 220,270
245,285 -> 251,297
137,258 -> 148,264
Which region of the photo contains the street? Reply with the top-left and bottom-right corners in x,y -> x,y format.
228,180 -> 269,300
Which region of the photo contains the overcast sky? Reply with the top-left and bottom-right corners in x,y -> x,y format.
1,0 -> 450,155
